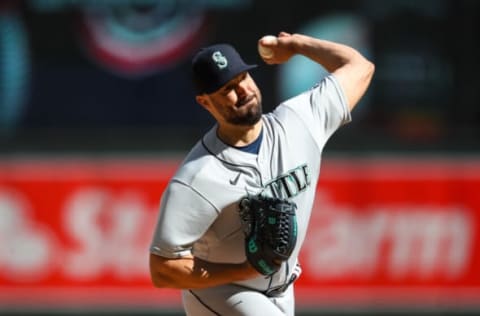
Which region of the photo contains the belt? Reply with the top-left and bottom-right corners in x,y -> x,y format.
264,272 -> 299,297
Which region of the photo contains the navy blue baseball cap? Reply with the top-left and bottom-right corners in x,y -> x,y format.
192,43 -> 257,94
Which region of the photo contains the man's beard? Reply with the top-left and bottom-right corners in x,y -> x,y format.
227,97 -> 263,126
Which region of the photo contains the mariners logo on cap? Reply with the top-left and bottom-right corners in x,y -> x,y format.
212,51 -> 228,69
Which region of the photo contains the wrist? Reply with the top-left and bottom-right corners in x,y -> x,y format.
289,33 -> 314,55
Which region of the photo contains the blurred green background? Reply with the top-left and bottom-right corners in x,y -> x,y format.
1,0 -> 478,155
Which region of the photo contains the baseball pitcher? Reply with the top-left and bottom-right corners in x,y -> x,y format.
149,32 -> 374,315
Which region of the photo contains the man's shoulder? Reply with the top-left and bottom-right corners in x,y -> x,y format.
175,141 -> 214,179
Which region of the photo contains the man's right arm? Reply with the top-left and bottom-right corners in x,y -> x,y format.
149,253 -> 259,289
259,32 -> 375,112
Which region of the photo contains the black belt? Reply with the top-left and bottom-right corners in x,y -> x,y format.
263,273 -> 298,297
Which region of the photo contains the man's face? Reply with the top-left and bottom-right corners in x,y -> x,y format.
198,72 -> 262,126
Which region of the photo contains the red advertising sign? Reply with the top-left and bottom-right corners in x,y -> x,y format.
298,158 -> 480,307
0,159 -> 181,309
0,157 -> 479,309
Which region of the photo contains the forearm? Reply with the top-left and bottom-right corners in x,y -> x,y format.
285,33 -> 374,110
288,33 -> 366,73
150,254 -> 258,289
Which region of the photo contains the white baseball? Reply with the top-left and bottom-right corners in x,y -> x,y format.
258,35 -> 277,58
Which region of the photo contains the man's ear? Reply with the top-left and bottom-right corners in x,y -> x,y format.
196,95 -> 210,110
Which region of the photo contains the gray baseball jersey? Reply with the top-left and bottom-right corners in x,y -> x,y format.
150,74 -> 350,315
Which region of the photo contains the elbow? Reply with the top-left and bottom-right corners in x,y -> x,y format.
360,59 -> 375,90
149,253 -> 175,288
150,271 -> 170,288
150,265 -> 181,289
369,60 -> 375,76
366,59 -> 375,80
150,275 -> 162,288
149,264 -> 169,288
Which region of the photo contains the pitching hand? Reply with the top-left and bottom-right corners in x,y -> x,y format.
258,32 -> 297,65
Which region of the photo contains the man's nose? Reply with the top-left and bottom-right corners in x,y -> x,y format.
235,81 -> 248,97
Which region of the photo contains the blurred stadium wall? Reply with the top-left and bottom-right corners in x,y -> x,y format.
1,0 -> 480,315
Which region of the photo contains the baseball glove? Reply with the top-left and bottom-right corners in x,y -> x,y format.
238,195 -> 298,276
